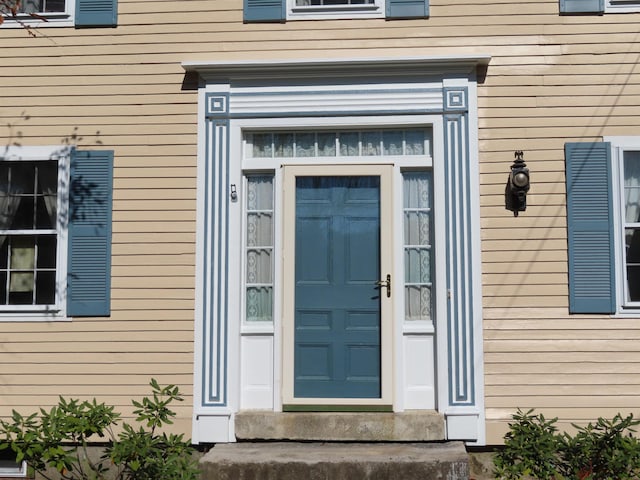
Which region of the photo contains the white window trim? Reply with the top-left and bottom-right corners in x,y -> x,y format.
286,0 -> 384,20
0,145 -> 70,321
604,137 -> 640,315
0,460 -> 27,478
1,0 -> 75,28
605,0 -> 640,13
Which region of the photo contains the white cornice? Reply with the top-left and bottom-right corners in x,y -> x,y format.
182,55 -> 491,80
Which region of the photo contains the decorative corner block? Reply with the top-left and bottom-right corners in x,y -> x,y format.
206,93 -> 229,117
443,88 -> 468,112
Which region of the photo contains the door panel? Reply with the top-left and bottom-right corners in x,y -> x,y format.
294,176 -> 381,398
282,164 -> 394,405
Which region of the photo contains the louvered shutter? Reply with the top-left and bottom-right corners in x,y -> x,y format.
565,142 -> 615,313
560,0 -> 604,13
75,0 -> 117,26
244,0 -> 284,22
67,150 -> 113,317
386,0 -> 428,18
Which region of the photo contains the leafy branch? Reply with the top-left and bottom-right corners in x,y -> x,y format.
0,379 -> 199,480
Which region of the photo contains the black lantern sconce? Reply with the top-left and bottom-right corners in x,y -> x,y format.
505,150 -> 530,216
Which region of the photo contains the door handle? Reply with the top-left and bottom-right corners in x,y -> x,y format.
375,274 -> 391,298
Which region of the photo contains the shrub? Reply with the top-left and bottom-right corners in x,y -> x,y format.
0,379 -> 199,480
494,409 -> 640,479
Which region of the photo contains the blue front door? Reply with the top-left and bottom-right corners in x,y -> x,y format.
294,176 -> 381,398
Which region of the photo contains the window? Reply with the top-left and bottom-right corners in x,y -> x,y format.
17,0 -> 65,13
288,0 -> 384,20
244,0 -> 428,22
244,174 -> 274,323
0,159 -> 61,308
0,451 -> 26,478
0,0 -> 117,27
565,139 -> 640,315
621,151 -> 640,304
403,171 -> 433,321
0,146 -> 113,320
606,0 -> 640,13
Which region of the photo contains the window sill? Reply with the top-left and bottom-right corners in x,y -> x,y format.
1,13 -> 73,28
287,6 -> 383,20
0,309 -> 69,322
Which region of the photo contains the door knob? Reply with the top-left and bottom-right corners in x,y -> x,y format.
375,274 -> 391,298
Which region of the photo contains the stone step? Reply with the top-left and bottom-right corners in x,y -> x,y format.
200,441 -> 469,480
235,411 -> 445,442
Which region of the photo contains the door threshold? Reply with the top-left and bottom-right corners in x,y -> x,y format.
283,404 -> 393,412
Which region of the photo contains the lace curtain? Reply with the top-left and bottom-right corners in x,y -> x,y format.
403,171 -> 432,321
246,176 -> 274,322
247,129 -> 429,159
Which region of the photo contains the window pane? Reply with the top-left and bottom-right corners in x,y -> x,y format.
246,249 -> 273,284
404,211 -> 430,246
405,285 -> 431,321
295,133 -> 315,157
383,130 -> 403,155
36,271 -> 56,304
247,213 -> 273,247
274,133 -> 294,158
19,0 -> 43,13
339,132 -> 359,156
43,0 -> 65,11
246,287 -> 273,322
404,172 -> 431,209
405,248 -> 431,283
0,241 -> 7,269
247,176 -> 273,210
250,133 -> 273,158
626,227 -> 640,301
362,131 -> 381,156
37,235 -> 57,269
0,272 -> 6,304
317,132 -> 336,157
405,130 -> 426,155
624,151 -> 640,223
12,197 -> 35,229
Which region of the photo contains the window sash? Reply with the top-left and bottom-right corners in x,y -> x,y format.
0,155 -> 65,313
244,175 -> 275,323
402,171 -> 433,322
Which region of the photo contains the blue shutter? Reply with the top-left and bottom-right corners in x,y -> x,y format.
67,150 -> 114,317
560,0 -> 604,14
386,0 -> 428,18
565,142 -> 615,314
75,0 -> 117,27
244,0 -> 284,22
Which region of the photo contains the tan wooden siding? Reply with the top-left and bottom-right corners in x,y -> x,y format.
2,0 -> 640,444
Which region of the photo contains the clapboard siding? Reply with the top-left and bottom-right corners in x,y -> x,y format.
1,0 -> 640,445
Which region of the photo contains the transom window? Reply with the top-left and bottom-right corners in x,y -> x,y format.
0,160 -> 60,308
245,129 -> 431,159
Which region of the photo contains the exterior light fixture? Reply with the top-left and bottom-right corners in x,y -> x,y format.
505,150 -> 530,216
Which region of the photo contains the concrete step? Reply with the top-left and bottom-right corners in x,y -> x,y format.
199,441 -> 469,480
235,411 -> 445,442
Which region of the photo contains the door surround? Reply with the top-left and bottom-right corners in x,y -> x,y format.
185,56 -> 489,444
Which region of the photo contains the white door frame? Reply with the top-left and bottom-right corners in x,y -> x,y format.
281,163 -> 395,406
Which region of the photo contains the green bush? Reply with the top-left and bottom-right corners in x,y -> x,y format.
494,409 -> 640,479
0,379 -> 199,480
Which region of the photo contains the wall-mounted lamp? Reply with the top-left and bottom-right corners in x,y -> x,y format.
505,150 -> 530,217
